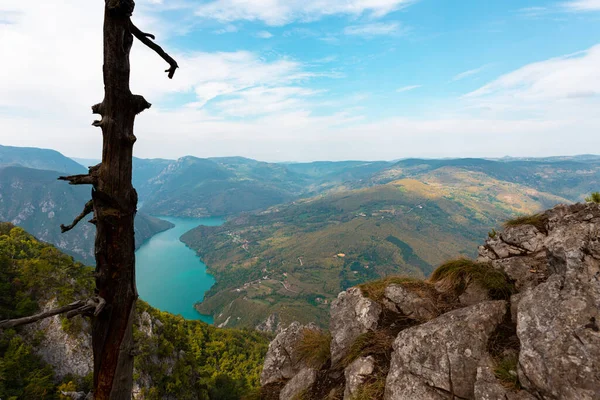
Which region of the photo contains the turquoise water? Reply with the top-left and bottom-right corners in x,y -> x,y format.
135,216 -> 224,323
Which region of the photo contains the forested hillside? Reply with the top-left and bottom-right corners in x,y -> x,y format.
0,223 -> 269,399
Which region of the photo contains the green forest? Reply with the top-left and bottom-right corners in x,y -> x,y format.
0,222 -> 269,399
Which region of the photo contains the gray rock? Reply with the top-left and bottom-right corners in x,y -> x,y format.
344,356 -> 376,400
279,367 -> 317,400
514,204 -> 600,399
384,284 -> 440,321
474,356 -> 536,400
479,237 -> 526,260
500,225 -> 545,253
492,253 -> 548,291
517,275 -> 600,399
384,301 -> 507,400
261,322 -> 321,386
330,287 -> 382,365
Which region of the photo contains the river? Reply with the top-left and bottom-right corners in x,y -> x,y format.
135,216 -> 224,324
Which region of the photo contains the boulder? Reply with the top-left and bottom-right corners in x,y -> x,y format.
330,288 -> 382,365
500,225 -> 545,253
517,274 -> 600,399
261,322 -> 322,386
279,367 -> 317,400
384,301 -> 507,400
383,284 -> 440,321
344,356 -> 376,400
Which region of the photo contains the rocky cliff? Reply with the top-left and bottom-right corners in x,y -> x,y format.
260,203 -> 600,400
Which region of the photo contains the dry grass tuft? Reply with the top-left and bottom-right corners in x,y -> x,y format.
493,353 -> 520,389
342,330 -> 394,368
296,328 -> 332,368
358,276 -> 421,302
429,258 -> 514,300
503,213 -> 547,233
350,375 -> 386,400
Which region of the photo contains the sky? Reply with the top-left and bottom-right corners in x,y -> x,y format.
1,0 -> 600,162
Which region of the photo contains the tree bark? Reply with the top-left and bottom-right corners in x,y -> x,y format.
91,3 -> 147,399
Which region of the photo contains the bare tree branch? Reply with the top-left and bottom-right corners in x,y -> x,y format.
59,164 -> 100,186
61,200 -> 94,233
0,301 -> 85,329
59,174 -> 96,185
0,297 -> 107,330
129,21 -> 179,79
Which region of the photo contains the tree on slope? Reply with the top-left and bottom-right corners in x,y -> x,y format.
0,1 -> 178,398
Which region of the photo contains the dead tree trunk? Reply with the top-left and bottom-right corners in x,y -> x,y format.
58,1 -> 177,398
0,0 -> 177,395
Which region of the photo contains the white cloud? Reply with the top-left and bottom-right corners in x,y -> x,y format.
195,0 -> 417,26
343,22 -> 403,37
466,46 -> 600,101
563,0 -> 600,11
451,66 -> 487,82
256,30 -> 274,39
396,85 -> 421,93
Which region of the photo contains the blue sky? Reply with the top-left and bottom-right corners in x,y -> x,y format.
1,0 -> 600,161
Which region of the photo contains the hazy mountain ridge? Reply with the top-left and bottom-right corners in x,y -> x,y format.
1,145 -> 86,175
372,157 -> 600,201
128,155 -> 600,219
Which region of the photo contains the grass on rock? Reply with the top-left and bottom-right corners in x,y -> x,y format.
358,276 -> 422,302
503,213 -> 547,233
295,328 -> 332,369
429,258 -> 514,300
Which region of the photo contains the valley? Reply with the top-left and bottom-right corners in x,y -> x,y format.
2,145 -> 598,332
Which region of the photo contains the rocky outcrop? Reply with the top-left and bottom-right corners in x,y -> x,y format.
482,203 -> 600,399
27,299 -> 93,379
330,287 -> 382,365
260,203 -> 600,400
384,301 -> 506,400
261,322 -> 322,386
256,313 -> 282,334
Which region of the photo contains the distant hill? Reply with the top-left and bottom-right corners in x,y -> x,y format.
0,145 -> 86,174
138,156 -> 307,217
181,172 -> 570,330
372,158 -> 600,202
0,165 -> 173,264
